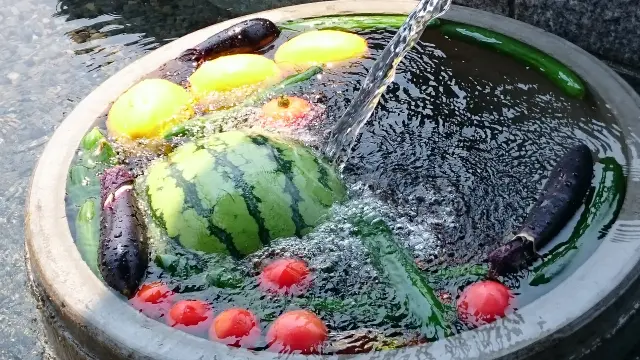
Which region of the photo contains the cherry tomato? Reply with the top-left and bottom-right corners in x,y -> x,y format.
261,96 -> 312,126
266,310 -> 327,354
128,282 -> 175,319
457,280 -> 513,326
167,300 -> 213,334
209,308 -> 261,348
258,258 -> 311,295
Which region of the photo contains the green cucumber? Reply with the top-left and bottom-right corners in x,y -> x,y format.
529,157 -> 626,286
279,15 -> 440,31
205,267 -> 245,289
428,263 -> 488,284
288,293 -> 413,329
67,127 -> 116,275
242,65 -> 323,107
155,253 -> 205,279
439,22 -> 586,99
204,254 -> 246,289
162,66 -> 323,140
352,216 -> 451,340
76,200 -> 100,275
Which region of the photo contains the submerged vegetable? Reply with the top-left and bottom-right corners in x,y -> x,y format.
75,201 -> 100,273
266,310 -> 328,354
488,143 -> 593,276
530,156 -> 626,285
439,22 -> 586,99
99,166 -> 149,297
457,280 -> 513,326
427,263 -> 489,283
258,258 -> 311,295
67,127 -> 116,275
279,15 -> 441,32
144,130 -> 346,257
155,253 -> 204,279
274,30 -> 368,70
107,79 -> 194,140
188,54 -> 281,101
353,217 -> 451,340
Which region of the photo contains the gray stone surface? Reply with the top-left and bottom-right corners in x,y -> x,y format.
454,0 -> 510,15
514,0 -> 640,69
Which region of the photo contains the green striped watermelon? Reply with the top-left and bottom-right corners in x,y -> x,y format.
143,130 -> 346,257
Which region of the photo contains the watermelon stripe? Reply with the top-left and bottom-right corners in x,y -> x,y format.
168,166 -> 241,258
211,151 -> 272,247
258,139 -> 308,237
312,155 -> 333,191
146,187 -> 168,232
249,135 -> 269,147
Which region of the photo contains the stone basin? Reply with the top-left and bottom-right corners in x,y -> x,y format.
25,1 -> 640,359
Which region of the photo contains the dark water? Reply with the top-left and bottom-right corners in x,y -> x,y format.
1,0 -> 638,358
65,25 -> 627,351
326,0 -> 451,160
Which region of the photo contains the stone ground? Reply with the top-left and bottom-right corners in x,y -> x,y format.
0,0 -> 638,359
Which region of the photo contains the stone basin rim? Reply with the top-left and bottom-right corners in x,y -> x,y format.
25,1 -> 640,360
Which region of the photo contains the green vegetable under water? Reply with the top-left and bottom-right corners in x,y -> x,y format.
439,22 -> 586,99
428,263 -> 488,284
163,66 -> 323,140
279,15 -> 440,31
67,127 -> 116,275
529,157 -> 626,285
352,216 -> 452,340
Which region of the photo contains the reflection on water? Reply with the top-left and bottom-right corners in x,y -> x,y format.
56,0 -> 323,70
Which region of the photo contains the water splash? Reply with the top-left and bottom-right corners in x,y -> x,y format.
325,0 -> 452,165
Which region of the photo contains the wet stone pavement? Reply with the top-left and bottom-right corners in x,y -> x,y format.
0,0 -> 638,359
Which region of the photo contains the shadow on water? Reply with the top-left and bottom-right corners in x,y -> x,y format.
52,0 -> 329,72
55,0 -> 326,49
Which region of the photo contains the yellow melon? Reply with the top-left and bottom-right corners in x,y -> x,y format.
189,54 -> 281,100
274,30 -> 368,69
107,79 -> 193,140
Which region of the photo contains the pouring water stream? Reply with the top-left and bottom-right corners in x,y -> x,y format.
325,0 -> 453,166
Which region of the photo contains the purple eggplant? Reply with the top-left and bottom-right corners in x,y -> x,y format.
185,18 -> 280,62
150,18 -> 280,86
488,143 -> 594,276
99,166 -> 148,297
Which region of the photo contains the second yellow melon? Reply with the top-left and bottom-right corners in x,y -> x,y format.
189,54 -> 281,99
274,30 -> 368,69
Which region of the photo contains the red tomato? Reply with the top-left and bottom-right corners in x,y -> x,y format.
457,280 -> 513,326
209,308 -> 261,348
128,282 -> 175,319
258,258 -> 311,295
266,310 -> 327,354
167,300 -> 213,334
261,96 -> 312,126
